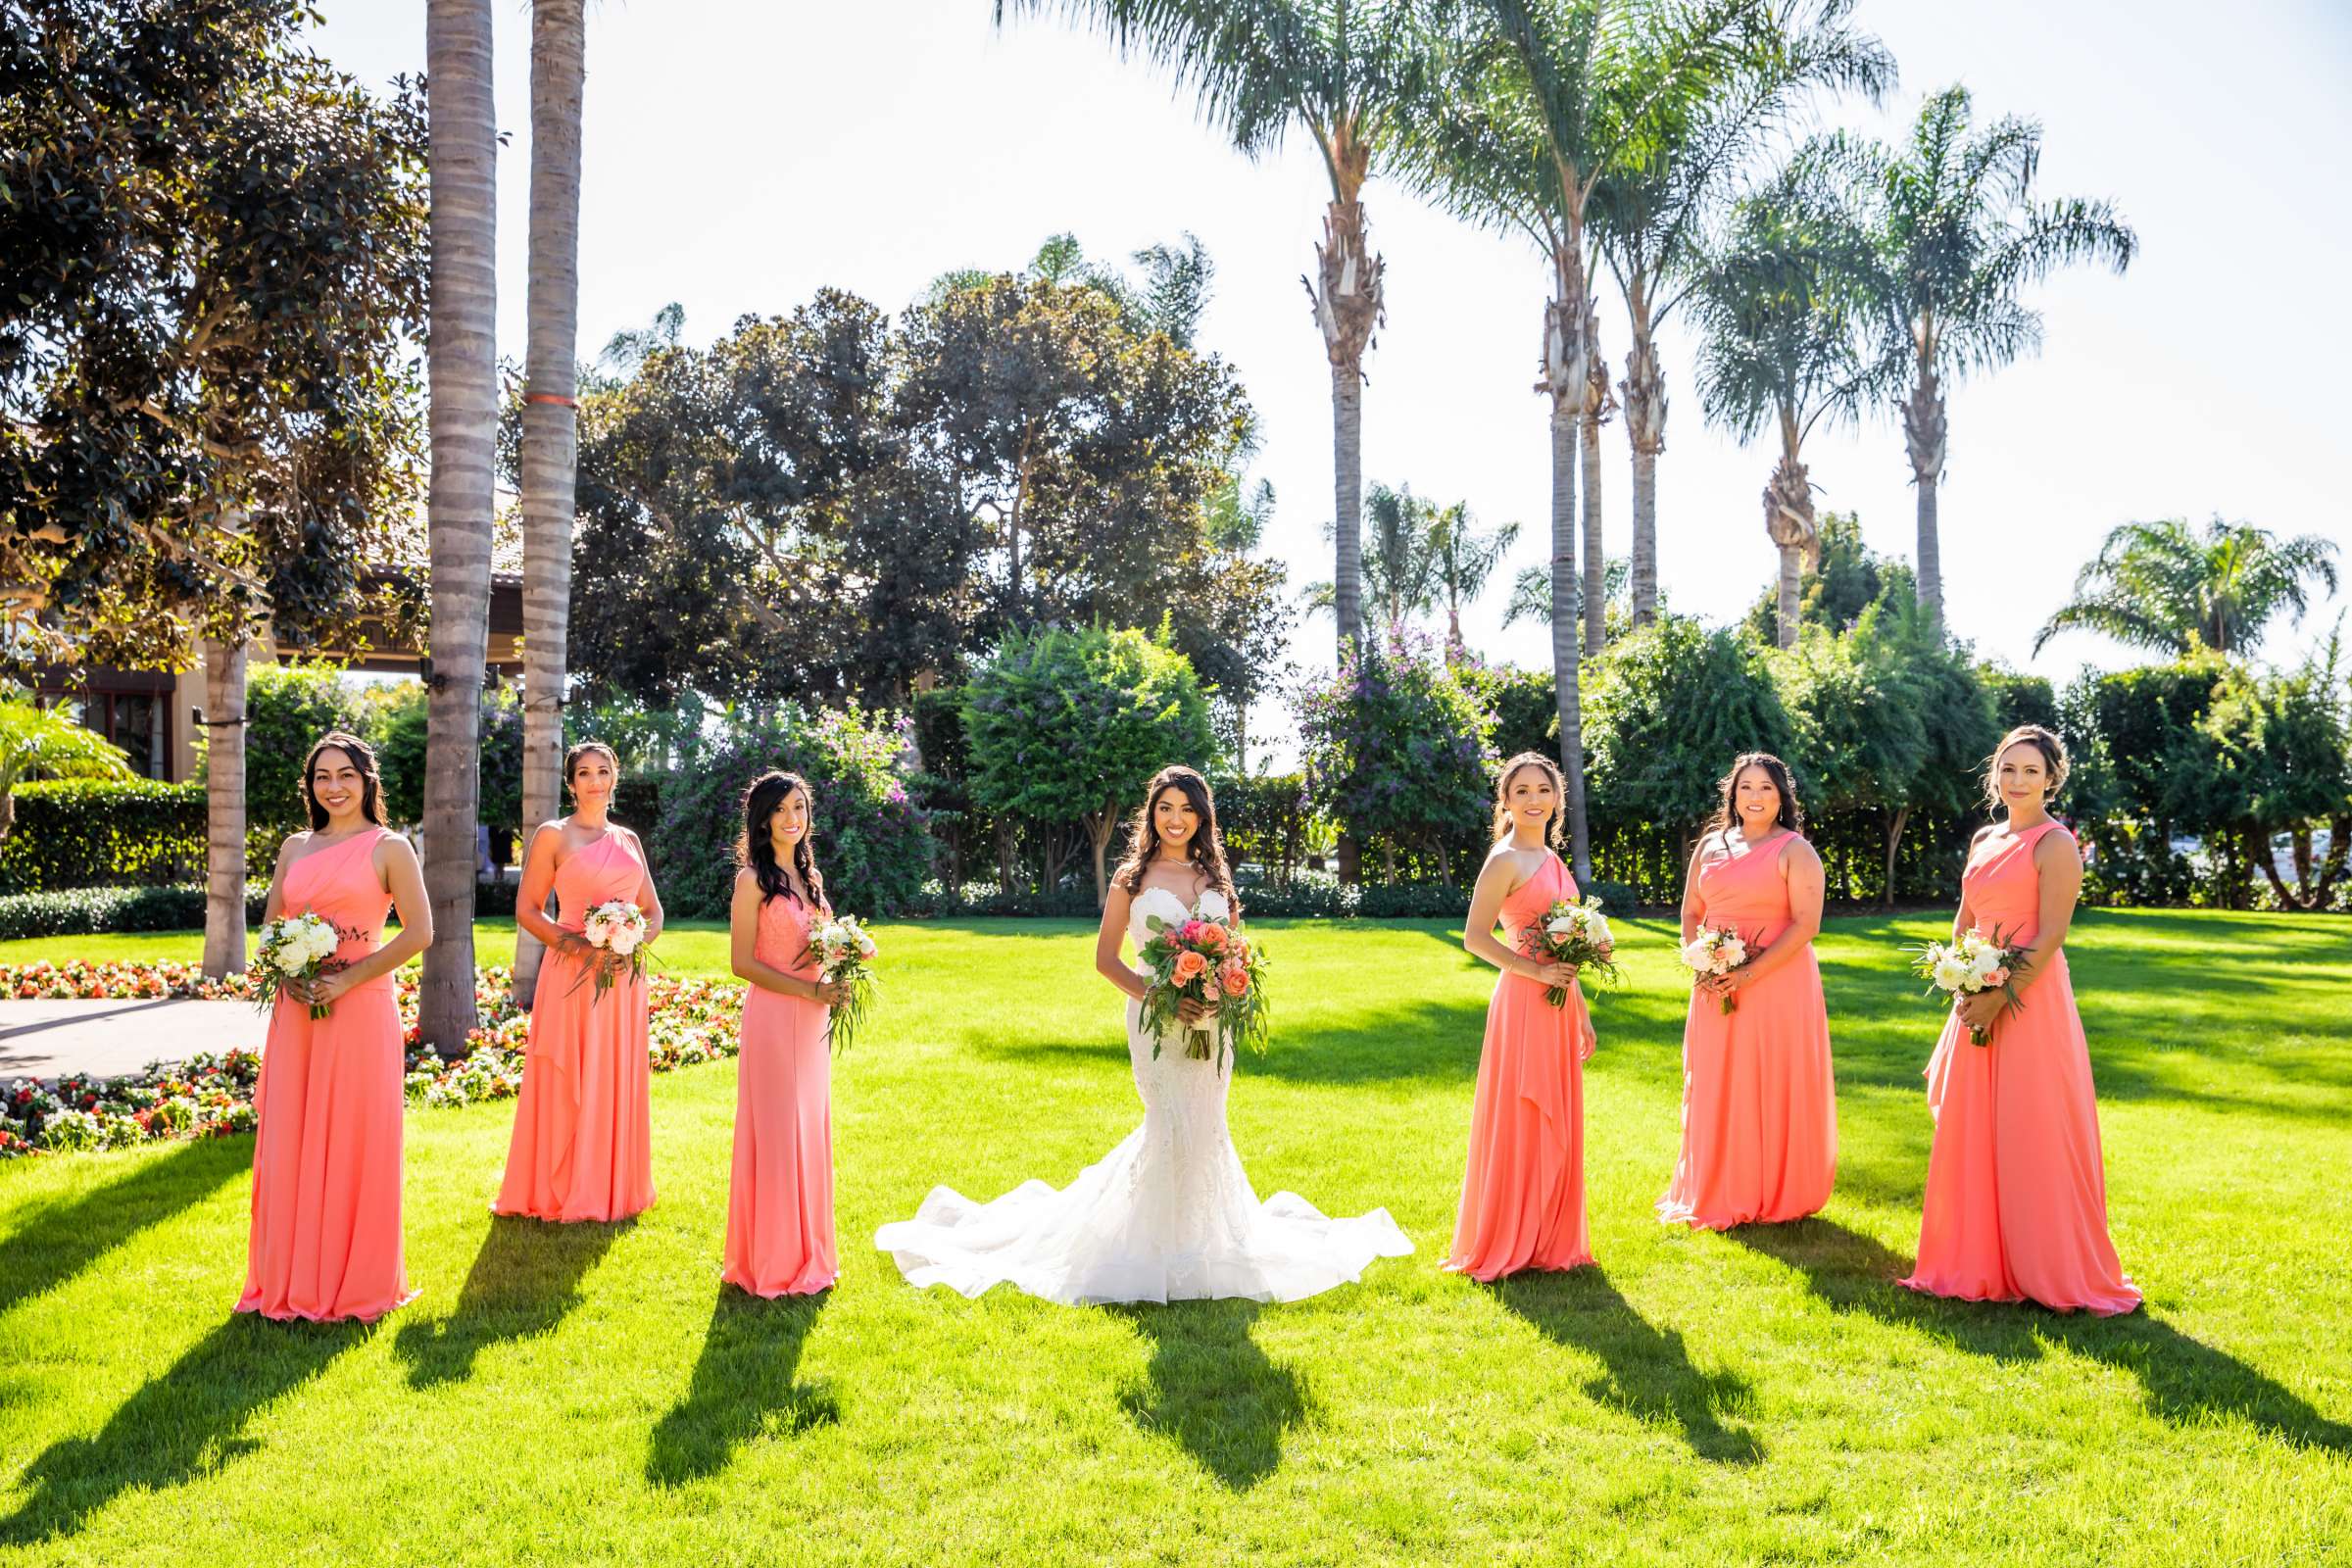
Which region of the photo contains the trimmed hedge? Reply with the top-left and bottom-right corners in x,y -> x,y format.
0,780 -> 207,894
0,882 -> 269,941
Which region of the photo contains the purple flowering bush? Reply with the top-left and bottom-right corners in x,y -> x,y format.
652,702 -> 933,918
1299,630 -> 1498,885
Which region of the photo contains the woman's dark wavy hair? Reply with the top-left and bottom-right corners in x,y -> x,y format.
301,732 -> 388,831
1112,764 -> 1237,910
1704,752 -> 1803,845
735,770 -> 826,908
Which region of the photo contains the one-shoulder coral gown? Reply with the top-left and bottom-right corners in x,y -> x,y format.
722,893 -> 838,1296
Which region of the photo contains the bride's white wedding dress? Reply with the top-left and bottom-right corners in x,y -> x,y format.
874,887 -> 1413,1304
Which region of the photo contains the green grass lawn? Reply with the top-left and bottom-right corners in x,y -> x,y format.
2,909 -> 2348,1565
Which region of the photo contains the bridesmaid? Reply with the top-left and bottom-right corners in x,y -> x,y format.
1902,725 -> 2140,1314
1446,752 -> 1595,1281
239,732 -> 432,1322
721,771 -> 846,1297
495,741 -> 662,1223
1658,753 -> 1837,1229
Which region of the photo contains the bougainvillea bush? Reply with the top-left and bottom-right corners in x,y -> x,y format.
0,961 -> 747,1156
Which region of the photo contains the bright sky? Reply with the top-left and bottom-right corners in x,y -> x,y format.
316,0 -> 2352,714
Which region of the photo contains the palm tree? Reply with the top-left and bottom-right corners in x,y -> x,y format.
2034,517 -> 2341,660
420,0 -> 500,1055
994,2 -> 1426,664
1691,157 -> 1882,649
1303,480 -> 1441,637
513,0 -> 587,1011
1587,0 -> 1892,628
1397,0 -> 1775,878
0,693 -> 133,843
1827,86 -> 2134,623
1429,500 -> 1519,661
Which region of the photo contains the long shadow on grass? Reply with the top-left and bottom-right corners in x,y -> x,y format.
0,1313 -> 365,1545
0,1135 -> 248,1320
646,1289 -> 837,1487
1731,1217 -> 2352,1453
1490,1266 -> 1763,1465
392,1214 -> 630,1388
1110,1300 -> 1309,1492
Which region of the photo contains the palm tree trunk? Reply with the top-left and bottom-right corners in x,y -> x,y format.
1307,189 -> 1383,662
1329,358 -> 1363,658
1544,278 -> 1592,882
1579,303 -> 1612,657
421,0 -> 499,1057
1764,441 -> 1817,651
1621,306 -> 1666,629
1884,802 -> 1909,909
1906,362 -> 1947,623
513,0 -> 585,1011
200,635 -> 247,977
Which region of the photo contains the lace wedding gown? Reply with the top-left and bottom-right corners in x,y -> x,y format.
874,888 -> 1413,1304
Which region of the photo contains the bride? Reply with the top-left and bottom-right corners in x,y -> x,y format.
875,764 -> 1412,1304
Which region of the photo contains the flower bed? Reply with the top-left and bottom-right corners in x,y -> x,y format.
0,960 -> 747,1156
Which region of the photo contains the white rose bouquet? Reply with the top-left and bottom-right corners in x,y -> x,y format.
802,912 -> 879,1053
1679,925 -> 1751,1014
1908,926 -> 2026,1046
1519,896 -> 1620,1007
253,912 -> 351,1021
574,900 -> 652,1001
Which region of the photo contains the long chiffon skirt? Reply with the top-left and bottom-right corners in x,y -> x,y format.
1657,951 -> 1837,1229
721,989 -> 837,1296
1446,972 -> 1592,1281
237,983 -> 414,1322
1900,954 -> 2139,1314
494,951 -> 655,1223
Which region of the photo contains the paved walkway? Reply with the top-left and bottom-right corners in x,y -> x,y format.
0,1000 -> 266,1083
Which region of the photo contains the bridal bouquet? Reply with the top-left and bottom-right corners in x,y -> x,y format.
1138,901 -> 1270,1066
1680,925 -> 1751,1014
573,900 -> 651,1001
1909,926 -> 2027,1046
253,912 -> 350,1021
802,912 -> 879,1053
1521,895 -> 1620,1007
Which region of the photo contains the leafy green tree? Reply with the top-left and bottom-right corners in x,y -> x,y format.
1740,511 -> 1916,643
2034,516 -> 2341,661
998,2 -> 1432,662
961,625 -> 1216,905
1584,615 -> 1795,862
1398,0 -> 1809,875
232,662 -> 368,852
0,692 -> 133,844
1429,502 -> 1519,662
1823,86 -> 2136,621
1691,155 -> 1884,650
2195,653 -> 2350,910
2061,656 -> 2229,906
1298,633 -> 1496,886
1587,0 -> 1891,628
4,1 -> 430,976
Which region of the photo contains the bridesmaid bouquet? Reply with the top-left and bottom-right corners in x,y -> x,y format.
1909,926 -> 2026,1046
575,900 -> 651,1001
802,913 -> 879,1053
1679,925 -> 1750,1014
1137,903 -> 1271,1066
1522,896 -> 1620,1006
252,912 -> 348,1021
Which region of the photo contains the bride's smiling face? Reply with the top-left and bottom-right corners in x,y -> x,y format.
1152,786 -> 1199,854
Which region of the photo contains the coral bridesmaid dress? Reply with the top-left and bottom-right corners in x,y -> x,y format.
1657,831 -> 1838,1229
494,831 -> 657,1223
238,827 -> 416,1322
721,893 -> 838,1297
1902,821 -> 2140,1314
1446,851 -> 1593,1281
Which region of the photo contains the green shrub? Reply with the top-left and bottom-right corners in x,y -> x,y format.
654,705 -> 931,920
0,881 -> 269,939
0,780 -> 206,894
1299,633 -> 1497,887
